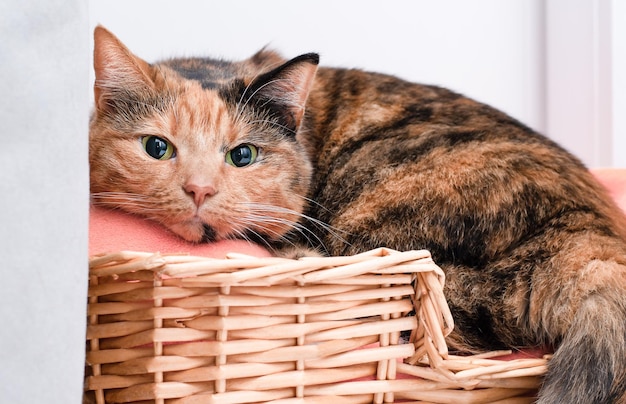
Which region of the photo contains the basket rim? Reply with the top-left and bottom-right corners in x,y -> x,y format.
85,248 -> 549,404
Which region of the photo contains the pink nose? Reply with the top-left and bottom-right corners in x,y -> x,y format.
184,183 -> 218,207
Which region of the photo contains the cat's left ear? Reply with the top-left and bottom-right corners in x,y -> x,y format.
246,53 -> 319,133
92,26 -> 156,112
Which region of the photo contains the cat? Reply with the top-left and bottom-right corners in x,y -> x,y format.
90,26 -> 626,403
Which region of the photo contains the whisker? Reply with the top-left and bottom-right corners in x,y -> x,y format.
296,194 -> 336,216
241,202 -> 349,236
235,202 -> 351,254
228,214 -> 300,253
90,192 -> 170,214
229,226 -> 276,251
237,214 -> 315,253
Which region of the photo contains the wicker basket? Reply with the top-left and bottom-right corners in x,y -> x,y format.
85,248 -> 549,404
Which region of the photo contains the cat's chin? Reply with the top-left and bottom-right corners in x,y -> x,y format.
169,220 -> 214,243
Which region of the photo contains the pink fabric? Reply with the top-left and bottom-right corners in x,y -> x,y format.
89,206 -> 272,258
592,168 -> 626,212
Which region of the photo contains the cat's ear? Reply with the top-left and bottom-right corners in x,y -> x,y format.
92,26 -> 155,111
246,53 -> 319,132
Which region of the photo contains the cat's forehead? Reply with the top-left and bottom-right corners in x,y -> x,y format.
160,57 -> 240,90
158,49 -> 286,90
168,88 -> 240,144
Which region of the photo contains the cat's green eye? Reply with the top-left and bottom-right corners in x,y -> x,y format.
226,144 -> 258,168
142,136 -> 175,160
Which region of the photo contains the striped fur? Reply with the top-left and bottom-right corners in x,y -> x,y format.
90,27 -> 626,403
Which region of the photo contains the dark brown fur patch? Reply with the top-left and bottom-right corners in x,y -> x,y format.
296,62 -> 626,404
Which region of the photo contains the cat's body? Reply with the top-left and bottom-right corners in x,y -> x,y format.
90,27 -> 626,403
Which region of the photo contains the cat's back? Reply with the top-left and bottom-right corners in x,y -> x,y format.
305,66 -> 563,164
300,66 -> 626,258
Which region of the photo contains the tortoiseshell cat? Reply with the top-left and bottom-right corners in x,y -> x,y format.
90,26 -> 626,403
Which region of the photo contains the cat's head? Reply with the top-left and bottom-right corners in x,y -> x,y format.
89,26 -> 319,244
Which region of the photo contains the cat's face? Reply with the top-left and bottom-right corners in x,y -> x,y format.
89,27 -> 319,243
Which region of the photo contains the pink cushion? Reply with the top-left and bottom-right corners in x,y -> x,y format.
592,168 -> 626,212
89,206 -> 272,258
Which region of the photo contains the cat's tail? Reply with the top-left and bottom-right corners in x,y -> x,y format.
537,260 -> 626,404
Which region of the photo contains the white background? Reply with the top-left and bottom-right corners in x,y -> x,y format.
1,1 -> 89,403
0,1 -> 623,403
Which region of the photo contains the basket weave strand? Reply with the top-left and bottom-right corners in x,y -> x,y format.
85,248 -> 548,403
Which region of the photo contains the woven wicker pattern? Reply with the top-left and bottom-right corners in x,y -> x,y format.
85,248 -> 549,404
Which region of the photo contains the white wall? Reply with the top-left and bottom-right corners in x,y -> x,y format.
545,0 -> 616,167
612,0 -> 626,167
0,1 -> 90,403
